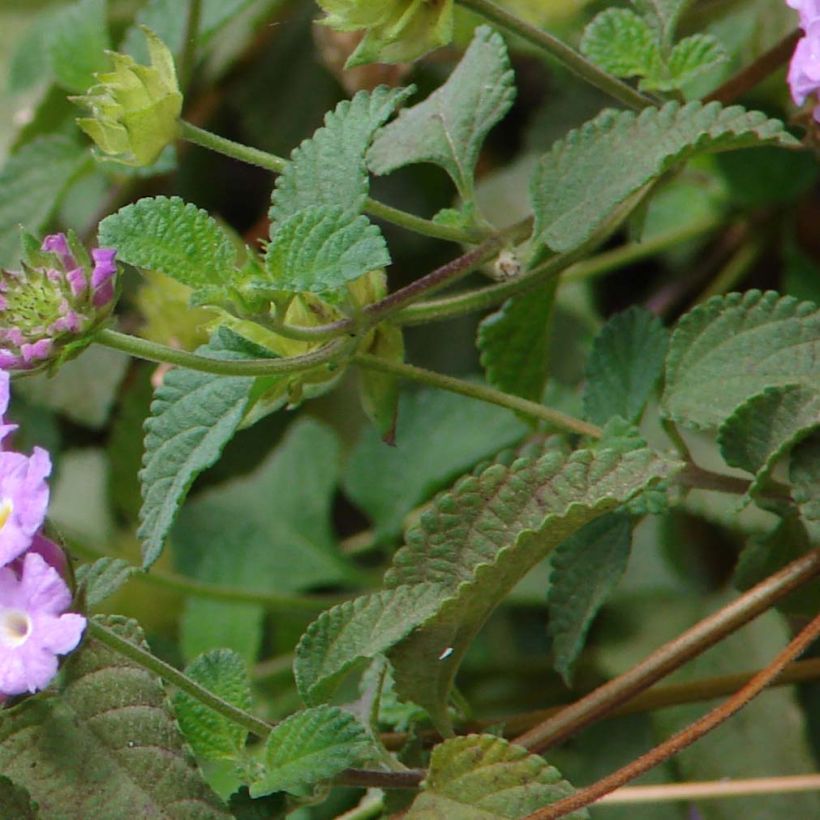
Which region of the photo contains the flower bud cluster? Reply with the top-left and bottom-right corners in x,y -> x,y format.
787,1 -> 820,121
0,233 -> 117,372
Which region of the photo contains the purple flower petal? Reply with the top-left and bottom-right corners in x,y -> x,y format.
41,234 -> 76,271
0,447 -> 51,565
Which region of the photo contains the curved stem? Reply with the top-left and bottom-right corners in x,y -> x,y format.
179,0 -> 203,87
456,0 -> 656,111
513,547 -> 820,753
353,353 -> 602,438
526,612 -> 820,819
88,619 -> 273,740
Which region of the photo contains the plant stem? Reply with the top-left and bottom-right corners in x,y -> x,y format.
513,547 -> 820,752
95,328 -> 353,376
353,353 -> 602,438
456,0 -> 656,111
88,619 -> 273,740
178,121 -> 484,244
525,612 -> 820,819
692,238 -> 763,305
179,0 -> 203,88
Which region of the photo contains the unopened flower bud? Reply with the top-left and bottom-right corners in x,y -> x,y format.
72,27 -> 182,166
0,232 -> 118,372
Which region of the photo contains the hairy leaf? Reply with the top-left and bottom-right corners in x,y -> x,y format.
0,136 -> 89,267
47,0 -> 109,93
138,332 -> 257,566
547,513 -> 633,685
633,0 -> 689,44
478,282 -> 557,402
584,306 -> 669,425
0,616 -> 229,818
174,649 -> 252,761
580,9 -> 660,80
368,26 -> 515,200
531,102 -> 797,254
250,706 -> 371,797
791,432 -> 820,527
295,583 -> 444,705
660,34 -> 728,90
663,291 -> 820,429
98,196 -> 239,289
386,446 -> 679,729
76,557 -> 137,607
406,734 -> 586,819
270,86 -> 413,226
0,777 -> 36,819
263,206 -> 389,294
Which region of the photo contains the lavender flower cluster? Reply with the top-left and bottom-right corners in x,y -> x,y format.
788,0 -> 820,121
0,372 -> 85,698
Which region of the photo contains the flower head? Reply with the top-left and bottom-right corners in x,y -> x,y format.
0,232 -> 118,372
787,1 -> 820,120
72,26 -> 182,166
0,551 -> 85,696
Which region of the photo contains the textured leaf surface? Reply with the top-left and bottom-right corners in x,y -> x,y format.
174,650 -> 252,761
250,706 -> 371,797
663,291 -> 820,429
478,283 -> 557,401
406,735 -> 585,819
138,333 -> 257,566
530,102 -> 797,253
584,306 -> 668,425
295,583 -> 444,705
386,446 -> 679,728
263,206 -> 389,294
343,389 -> 527,541
0,777 -> 36,818
0,617 -> 229,819
47,0 -> 109,92
98,196 -> 239,289
547,513 -> 632,685
368,26 -> 515,199
661,34 -> 727,89
270,86 -> 413,226
634,0 -> 688,42
76,558 -> 137,608
790,433 -> 820,527
0,136 -> 89,267
580,9 -> 659,79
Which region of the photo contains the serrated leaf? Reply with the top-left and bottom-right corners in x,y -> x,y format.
406,734 -> 586,819
0,776 -> 37,819
633,0 -> 689,44
262,206 -> 389,294
138,332 -> 258,566
98,196 -> 239,289
295,583 -> 445,705
47,0 -> 110,93
368,26 -> 515,200
249,706 -> 371,797
270,86 -> 413,226
584,306 -> 669,425
478,282 -> 557,402
790,432 -> 820,528
386,446 -> 680,730
174,649 -> 252,761
663,291 -> 820,430
76,557 -> 137,607
580,9 -> 661,80
0,135 -> 90,267
547,513 -> 633,685
530,102 -> 797,254
655,34 -> 728,91
0,616 -> 229,818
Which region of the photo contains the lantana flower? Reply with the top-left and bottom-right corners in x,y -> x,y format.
787,0 -> 820,121
0,232 -> 117,372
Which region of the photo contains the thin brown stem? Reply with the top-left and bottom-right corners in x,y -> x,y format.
513,548 -> 820,752
525,612 -> 820,819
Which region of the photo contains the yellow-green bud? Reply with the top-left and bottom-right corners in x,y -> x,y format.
73,27 -> 182,167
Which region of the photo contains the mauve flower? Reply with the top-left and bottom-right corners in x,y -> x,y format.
0,446 -> 51,566
0,551 -> 85,696
0,371 -> 16,445
787,1 -> 820,120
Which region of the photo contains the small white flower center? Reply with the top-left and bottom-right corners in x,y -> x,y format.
0,498 -> 12,531
0,609 -> 32,648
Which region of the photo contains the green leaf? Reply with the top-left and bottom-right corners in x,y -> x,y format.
547,513 -> 633,685
583,306 -> 669,425
633,0 -> 689,44
174,650 -> 252,761
294,583 -> 445,705
0,616 -> 229,819
76,558 -> 137,608
270,86 -> 413,226
263,206 -> 389,294
98,196 -> 239,290
660,34 -> 728,90
47,0 -> 110,93
138,332 -> 257,567
662,291 -> 820,430
0,777 -> 37,819
530,102 -> 797,254
478,282 -> 557,402
386,446 -> 680,730
0,135 -> 89,267
358,322 -> 405,442
368,26 -> 515,200
790,432 -> 820,529
343,389 -> 528,541
405,734 -> 586,819
580,9 -> 660,80
249,706 -> 371,797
